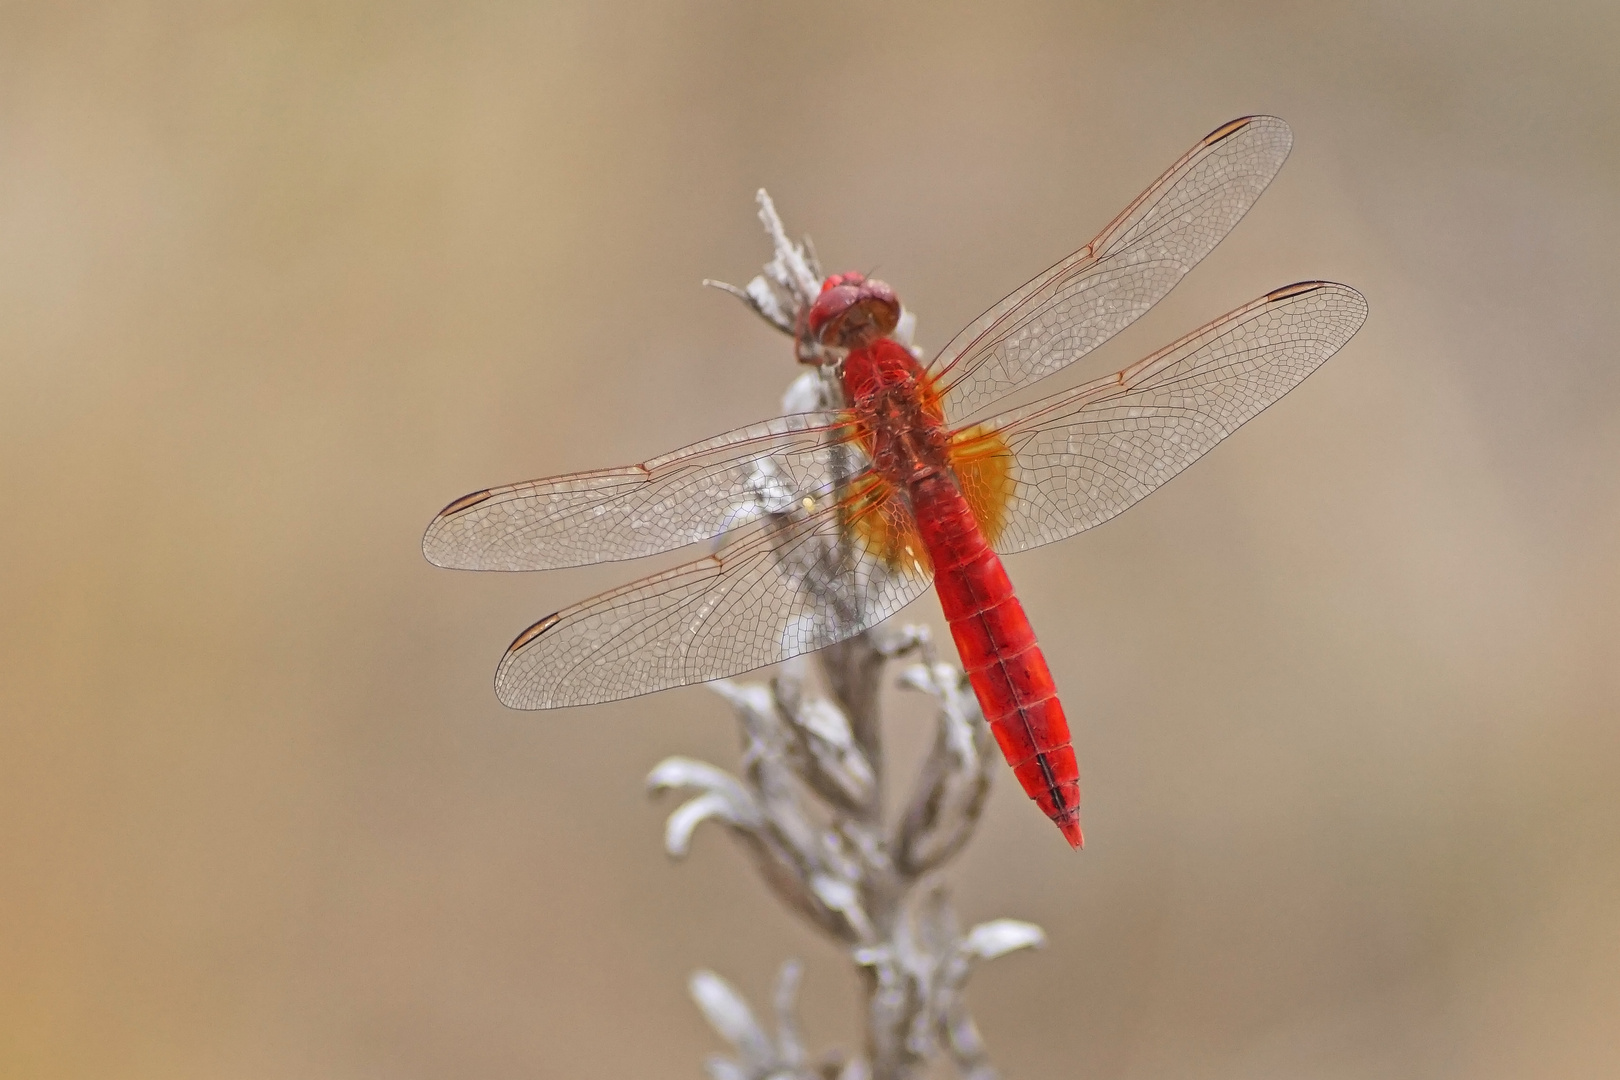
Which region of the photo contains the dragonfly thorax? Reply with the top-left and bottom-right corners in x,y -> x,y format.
842,338 -> 952,485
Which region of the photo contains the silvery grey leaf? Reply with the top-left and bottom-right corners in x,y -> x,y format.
894,663 -> 933,695
851,943 -> 889,968
666,792 -> 754,857
892,308 -> 917,349
744,274 -> 791,328
834,1058 -> 870,1080
803,874 -> 855,919
961,919 -> 1047,961
690,970 -> 774,1068
793,694 -> 855,748
781,372 -> 823,415
808,874 -> 856,914
702,274 -> 794,336
755,189 -> 821,303
772,960 -> 806,1069
648,756 -> 763,856
894,662 -> 995,876
808,874 -> 873,941
911,882 -> 960,957
646,756 -> 755,805
799,232 -> 823,282
780,690 -> 876,813
710,679 -> 776,716
704,1056 -> 748,1080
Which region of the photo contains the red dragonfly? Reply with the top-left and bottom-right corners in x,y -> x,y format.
424,116 -> 1366,848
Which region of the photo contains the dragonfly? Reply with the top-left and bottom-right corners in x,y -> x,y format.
424,115 -> 1366,848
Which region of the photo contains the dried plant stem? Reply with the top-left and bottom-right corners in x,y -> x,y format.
651,194 -> 1045,1080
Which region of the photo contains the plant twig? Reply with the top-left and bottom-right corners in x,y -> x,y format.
651,194 -> 1044,1080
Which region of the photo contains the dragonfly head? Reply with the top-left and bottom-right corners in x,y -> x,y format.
805,272 -> 901,353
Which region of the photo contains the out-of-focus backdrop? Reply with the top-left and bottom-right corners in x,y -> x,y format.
3,2 -> 1617,1077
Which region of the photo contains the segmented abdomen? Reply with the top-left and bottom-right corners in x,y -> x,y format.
908,472 -> 1083,847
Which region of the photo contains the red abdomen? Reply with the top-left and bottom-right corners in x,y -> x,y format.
909,472 -> 1083,847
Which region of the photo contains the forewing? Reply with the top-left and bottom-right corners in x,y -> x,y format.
423,411 -> 855,570
933,115 -> 1293,426
494,492 -> 933,708
985,281 -> 1367,554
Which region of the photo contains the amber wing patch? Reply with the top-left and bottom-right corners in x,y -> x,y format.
948,424 -> 1016,547
842,474 -> 931,577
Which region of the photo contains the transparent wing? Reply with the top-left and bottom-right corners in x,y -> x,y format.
980,281 -> 1367,554
932,115 -> 1293,426
423,411 -> 858,570
494,492 -> 932,708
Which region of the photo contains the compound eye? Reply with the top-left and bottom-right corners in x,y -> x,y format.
807,283 -> 861,342
855,279 -> 900,335
805,274 -> 901,350
817,272 -> 866,297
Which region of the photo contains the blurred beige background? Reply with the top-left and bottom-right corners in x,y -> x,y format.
2,1 -> 1617,1077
